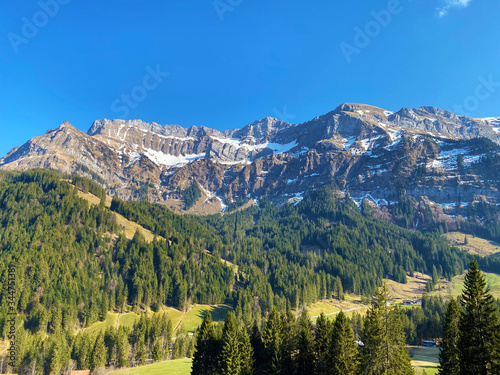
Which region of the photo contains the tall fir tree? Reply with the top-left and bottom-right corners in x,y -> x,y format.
219,311 -> 242,375
152,339 -> 163,362
262,307 -> 284,375
135,336 -> 147,366
458,257 -> 500,375
90,332 -> 107,371
240,325 -> 254,375
438,298 -> 460,375
116,327 -> 130,368
192,311 -> 219,375
328,311 -> 360,375
250,320 -> 266,375
187,338 -> 196,359
104,326 -> 117,366
296,310 -> 316,375
360,282 -> 414,375
281,310 -> 298,375
315,312 -> 332,375
165,318 -> 173,359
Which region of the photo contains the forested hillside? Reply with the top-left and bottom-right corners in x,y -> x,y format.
0,169 -> 499,373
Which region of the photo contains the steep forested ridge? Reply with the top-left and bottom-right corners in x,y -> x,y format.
0,169 -> 498,373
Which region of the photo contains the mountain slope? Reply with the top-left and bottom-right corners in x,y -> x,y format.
2,103 -> 500,214
0,169 -> 499,373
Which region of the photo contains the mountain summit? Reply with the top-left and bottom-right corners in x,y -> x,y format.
1,103 -> 499,213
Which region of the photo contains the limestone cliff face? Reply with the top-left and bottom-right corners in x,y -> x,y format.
2,103 -> 500,213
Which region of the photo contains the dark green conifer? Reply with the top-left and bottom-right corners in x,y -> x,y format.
219,311 -> 242,375
250,319 -> 266,375
438,298 -> 460,375
90,332 -> 106,371
262,307 -> 283,375
152,339 -> 163,362
240,327 -> 254,375
187,338 -> 195,358
282,310 -> 298,375
296,310 -> 315,375
360,282 -> 414,375
104,326 -> 117,366
116,327 -> 130,368
192,311 -> 218,375
328,311 -> 359,375
315,312 -> 332,375
135,336 -> 147,366
458,257 -> 500,375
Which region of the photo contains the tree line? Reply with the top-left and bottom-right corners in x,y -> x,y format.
192,283 -> 414,375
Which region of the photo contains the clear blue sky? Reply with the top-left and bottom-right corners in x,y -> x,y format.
1,0 -> 499,156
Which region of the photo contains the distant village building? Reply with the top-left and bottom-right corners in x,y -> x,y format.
399,298 -> 423,306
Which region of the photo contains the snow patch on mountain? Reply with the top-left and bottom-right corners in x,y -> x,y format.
343,136 -> 357,151
143,149 -> 205,168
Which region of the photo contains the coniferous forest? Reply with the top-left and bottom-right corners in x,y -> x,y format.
0,169 -> 499,374
192,258 -> 500,375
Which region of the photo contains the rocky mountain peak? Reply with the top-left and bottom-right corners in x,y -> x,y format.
2,103 -> 500,214
333,103 -> 387,116
389,107 -> 422,123
231,117 -> 293,140
59,121 -> 75,129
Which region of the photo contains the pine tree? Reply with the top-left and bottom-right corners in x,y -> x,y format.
116,327 -> 130,368
296,310 -> 315,375
173,333 -> 186,359
360,282 -> 414,375
334,277 -> 344,301
328,311 -> 360,375
192,311 -> 219,375
91,332 -> 107,371
104,326 -> 117,366
187,338 -> 195,358
438,298 -> 460,375
281,310 -> 298,375
76,332 -> 92,370
219,311 -> 242,375
315,312 -> 332,375
262,307 -> 283,375
152,339 -> 163,362
250,320 -> 266,375
136,336 -> 147,366
458,257 -> 500,375
240,327 -> 254,375
165,318 -> 173,359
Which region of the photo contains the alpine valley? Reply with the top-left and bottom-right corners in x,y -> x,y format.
1,103 -> 500,374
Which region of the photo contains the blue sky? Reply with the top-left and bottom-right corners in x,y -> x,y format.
1,0 -> 499,156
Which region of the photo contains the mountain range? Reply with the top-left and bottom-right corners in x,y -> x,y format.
1,103 -> 500,215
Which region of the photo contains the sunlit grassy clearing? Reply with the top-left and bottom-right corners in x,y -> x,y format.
181,304 -> 232,333
408,346 -> 439,375
443,231 -> 500,257
76,189 -> 158,242
107,358 -> 192,375
429,271 -> 500,299
84,312 -> 139,335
